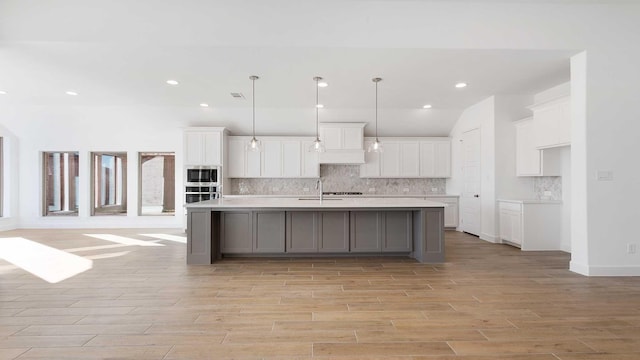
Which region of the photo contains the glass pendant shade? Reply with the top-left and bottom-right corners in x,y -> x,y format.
247,75 -> 262,152
309,137 -> 326,153
246,136 -> 262,152
368,138 -> 383,153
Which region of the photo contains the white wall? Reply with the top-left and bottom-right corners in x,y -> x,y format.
448,96 -> 496,241
561,146 -> 572,252
448,94 -> 539,243
0,124 -> 19,231
1,105 -> 188,228
2,0 -> 640,274
494,95 -> 537,200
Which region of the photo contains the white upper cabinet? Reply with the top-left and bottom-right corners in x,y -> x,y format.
361,137 -> 451,178
282,141 -> 302,177
420,140 -> 450,177
529,96 -> 571,149
301,141 -> 320,178
515,117 -> 561,177
380,142 -> 401,177
515,118 -> 541,176
227,137 -> 246,178
318,123 -> 366,164
226,136 -> 318,178
262,140 -> 283,178
184,128 -> 226,166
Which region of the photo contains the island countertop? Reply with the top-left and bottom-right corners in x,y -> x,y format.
186,197 -> 448,209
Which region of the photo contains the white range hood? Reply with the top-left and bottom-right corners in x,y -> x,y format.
318,122 -> 366,164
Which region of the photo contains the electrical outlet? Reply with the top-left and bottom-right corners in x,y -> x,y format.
431,187 -> 438,192
544,191 -> 552,197
368,187 -> 376,193
272,187 -> 279,192
403,188 -> 410,192
303,187 -> 309,192
628,243 -> 637,254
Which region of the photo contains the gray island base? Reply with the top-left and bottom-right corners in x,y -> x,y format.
186,197 -> 445,264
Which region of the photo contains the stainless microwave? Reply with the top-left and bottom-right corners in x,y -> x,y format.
185,166 -> 219,185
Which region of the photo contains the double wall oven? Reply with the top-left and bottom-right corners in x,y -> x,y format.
185,166 -> 220,204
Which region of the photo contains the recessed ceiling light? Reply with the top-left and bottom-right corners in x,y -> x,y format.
0,90 -> 7,95
200,103 -> 209,107
166,80 -> 179,85
318,82 -> 328,88
65,91 -> 78,96
316,104 -> 324,108
455,82 -> 468,88
423,104 -> 432,109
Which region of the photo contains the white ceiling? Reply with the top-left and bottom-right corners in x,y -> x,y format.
0,0 -> 577,136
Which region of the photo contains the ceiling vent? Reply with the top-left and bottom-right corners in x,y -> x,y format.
230,92 -> 245,99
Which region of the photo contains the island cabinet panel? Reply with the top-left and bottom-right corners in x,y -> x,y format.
187,209 -> 213,264
350,211 -> 382,252
286,211 -> 319,253
383,211 -> 413,252
220,211 -> 253,253
253,211 -> 286,253
318,211 -> 350,252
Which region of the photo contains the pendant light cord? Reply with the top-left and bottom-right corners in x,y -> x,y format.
252,77 -> 256,138
316,77 -> 319,139
375,80 -> 378,140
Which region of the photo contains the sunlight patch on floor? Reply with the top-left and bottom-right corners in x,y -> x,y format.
84,234 -> 165,247
139,233 -> 187,244
84,251 -> 131,260
64,243 -> 131,252
0,237 -> 93,283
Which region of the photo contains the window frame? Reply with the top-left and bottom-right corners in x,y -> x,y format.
42,151 -> 80,217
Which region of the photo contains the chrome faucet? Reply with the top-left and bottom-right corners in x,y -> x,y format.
315,178 -> 323,203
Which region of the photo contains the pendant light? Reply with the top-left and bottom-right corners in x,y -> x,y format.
368,77 -> 383,153
309,76 -> 326,153
247,75 -> 262,152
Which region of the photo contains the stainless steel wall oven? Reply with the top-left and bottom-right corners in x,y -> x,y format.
184,166 -> 219,204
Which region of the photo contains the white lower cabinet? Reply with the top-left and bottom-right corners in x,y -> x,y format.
427,196 -> 458,228
498,200 -> 561,250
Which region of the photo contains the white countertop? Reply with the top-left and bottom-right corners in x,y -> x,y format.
498,199 -> 562,204
223,194 -> 459,199
187,197 -> 448,209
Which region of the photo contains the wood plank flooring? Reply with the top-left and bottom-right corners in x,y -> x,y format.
1,229 -> 640,359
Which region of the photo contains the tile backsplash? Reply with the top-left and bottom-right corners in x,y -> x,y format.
229,165 -> 446,195
533,176 -> 562,200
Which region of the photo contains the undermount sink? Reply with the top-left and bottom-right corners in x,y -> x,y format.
297,198 -> 343,201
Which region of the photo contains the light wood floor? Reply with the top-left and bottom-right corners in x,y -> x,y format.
1,229 -> 640,359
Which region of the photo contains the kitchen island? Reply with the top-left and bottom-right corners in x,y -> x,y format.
186,197 -> 445,264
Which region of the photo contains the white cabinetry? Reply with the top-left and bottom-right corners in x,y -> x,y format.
360,137 -> 451,178
184,128 -> 226,166
529,96 -> 571,149
427,196 -> 458,228
420,140 -> 451,177
318,123 -> 366,164
226,136 -> 319,178
515,118 -> 561,176
498,200 -> 562,250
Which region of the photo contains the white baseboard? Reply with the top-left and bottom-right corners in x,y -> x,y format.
18,216 -> 183,229
570,261 -> 640,276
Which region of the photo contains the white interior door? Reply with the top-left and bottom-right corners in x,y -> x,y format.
460,128 -> 481,236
